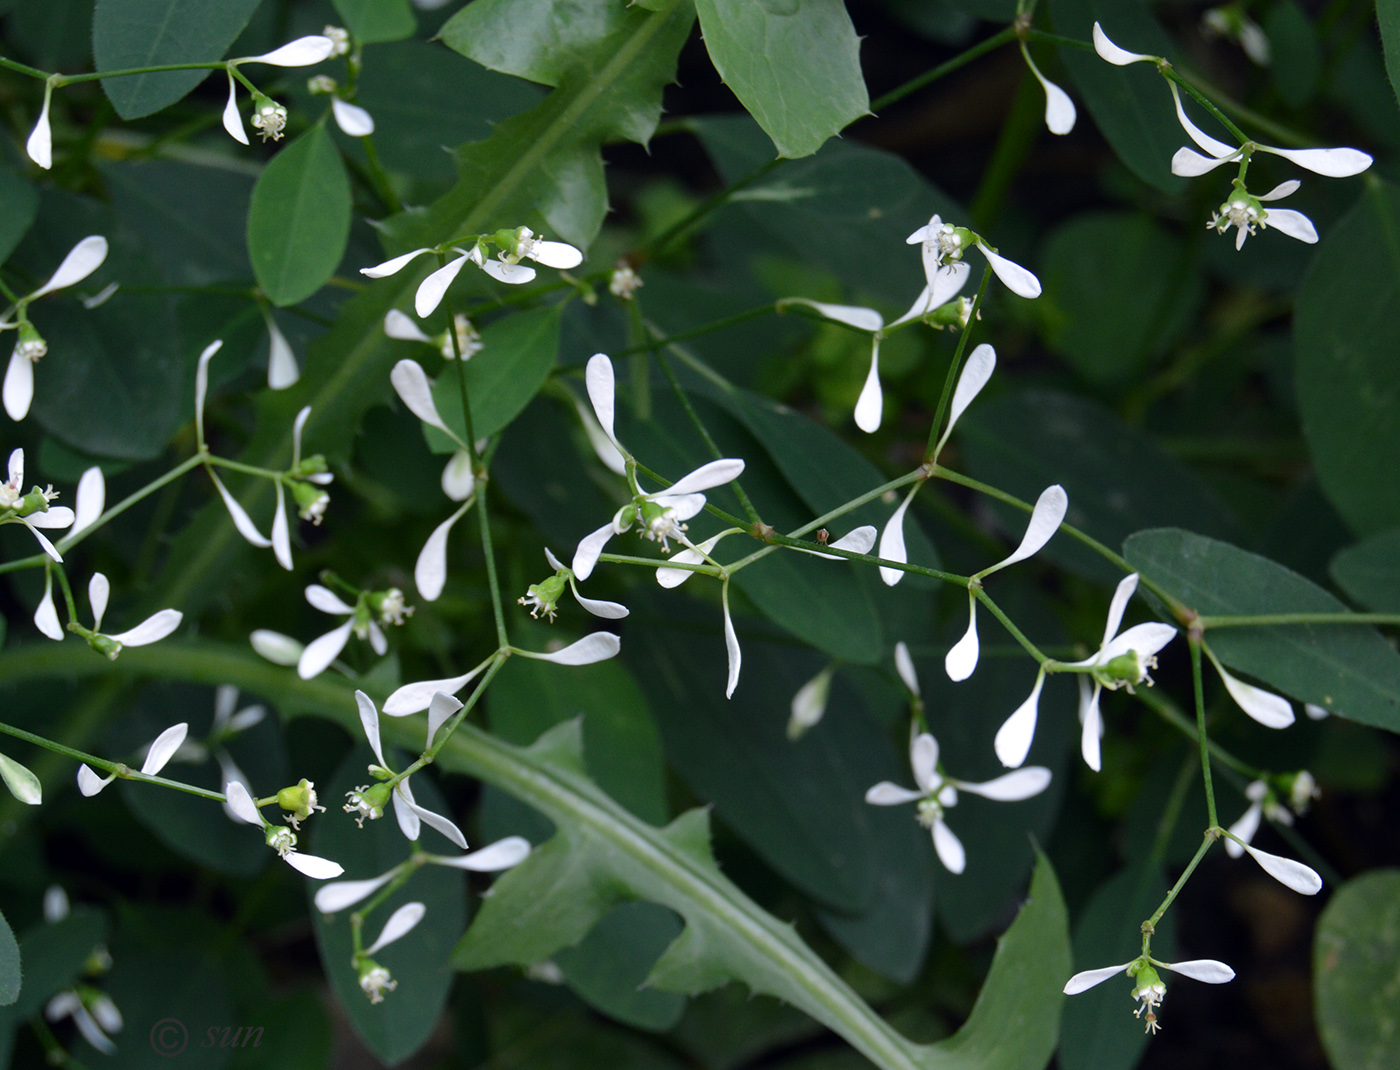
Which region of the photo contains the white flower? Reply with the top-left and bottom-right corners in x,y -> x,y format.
78,722 -> 187,797
224,780 -> 344,878
1224,779 -> 1294,857
1202,645 -> 1295,729
932,343 -> 996,458
519,547 -> 628,621
1209,180 -> 1317,249
331,98 -> 375,137
46,990 -> 123,1054
236,36 -> 337,68
609,263 -> 642,299
323,25 -> 351,56
358,964 -> 396,1003
1020,45 -> 1075,135
894,640 -> 920,697
499,227 -> 583,270
945,484 -> 1067,682
906,215 -> 1041,299
4,235 -> 109,421
26,79 -> 54,169
250,99 -> 288,142
865,732 -> 1051,873
1,448 -> 74,562
222,36 -> 335,143
570,354 -> 744,581
1064,955 -> 1234,1034
1051,573 -> 1177,772
296,584 -> 390,680
78,572 -> 182,662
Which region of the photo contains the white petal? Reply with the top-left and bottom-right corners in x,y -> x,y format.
1165,959 -> 1235,984
90,994 -> 122,1035
4,348 -> 34,421
306,584 -> 354,615
941,343 -> 996,447
928,260 -> 972,308
384,308 -> 432,342
426,691 -> 462,747
208,469 -> 272,548
1172,146 -> 1236,176
26,86 -> 52,169
944,597 -> 979,682
297,620 -> 354,679
314,871 -> 395,913
68,1002 -> 116,1053
722,582 -> 741,699
441,450 -> 476,501
34,572 -> 62,640
5,448 -> 21,489
141,723 -> 188,775
224,780 -> 262,824
43,886 -> 70,922
988,484 -> 1065,572
72,467 -> 104,535
368,620 -> 387,656
1080,685 -> 1103,771
433,835 -> 532,871
284,852 -> 344,879
664,458 -> 746,496
894,640 -> 920,697
1169,82 -> 1236,158
960,766 -> 1052,801
1092,22 -> 1155,64
405,792 -> 469,848
1102,573 -> 1140,648
648,491 -> 706,521
656,532 -> 726,587
886,284 -> 934,330
1258,179 -> 1302,202
362,248 -> 433,279
194,339 -> 222,444
1242,843 -> 1322,894
477,257 -> 536,285
1263,145 -> 1372,178
1263,208 -> 1318,244
1100,623 -> 1178,668
415,253 -> 471,317
0,754 -> 40,805
25,507 -> 73,529
878,489 -> 914,586
383,665 -> 487,716
584,354 -> 622,450
88,573 -> 110,632
20,519 -> 62,562
390,359 -> 452,435
977,244 -> 1041,299
1214,660 -> 1295,728
864,782 -> 924,805
266,318 -> 299,389
1025,52 -> 1076,134
108,608 -> 181,647
77,764 -> 114,796
785,298 -> 883,332
544,547 -> 566,571
526,240 -> 583,269
829,525 -> 876,554
250,629 -> 304,665
571,520 -> 617,582
331,98 -> 375,137
366,902 -> 425,954
1064,962 -> 1135,994
222,72 -> 249,144
995,671 -> 1045,768
415,500 -> 471,601
576,397 -> 627,474
32,236 -> 108,299
571,585 -> 629,619
243,35 -> 337,66
1304,702 -> 1331,721
910,733 -> 940,792
518,632 -> 621,666
271,484 -> 292,570
906,215 -> 941,244
1225,802 -> 1262,858
932,819 -> 966,874
354,690 -> 387,768
789,668 -> 831,732
854,339 -> 883,433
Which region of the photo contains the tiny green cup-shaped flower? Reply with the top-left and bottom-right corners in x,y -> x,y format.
249,92 -> 288,142
265,825 -> 297,856
291,479 -> 330,524
15,320 -> 47,362
344,782 -> 393,827
277,778 -> 325,827
356,959 -> 397,1004
519,572 -> 568,621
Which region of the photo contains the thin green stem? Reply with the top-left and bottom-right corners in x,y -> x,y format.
1200,612 -> 1400,629
360,136 -> 404,215
871,26 -> 1018,111
0,55 -> 49,79
1134,687 -> 1260,779
1160,68 -> 1251,146
1189,633 -> 1218,828
637,156 -> 782,261
476,486 -> 510,650
597,552 -> 721,575
1148,751 -> 1201,864
206,455 -> 284,481
54,61 -> 235,87
973,586 -> 1050,664
1142,832 -> 1215,945
1023,29 -> 1094,51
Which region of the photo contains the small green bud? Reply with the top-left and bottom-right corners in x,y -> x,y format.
290,479 -> 330,524
87,634 -> 122,661
265,825 -> 297,856
276,778 -> 325,827
14,320 -> 47,361
518,573 -> 568,621
344,782 -> 392,826
367,587 -> 412,626
356,958 -> 396,1003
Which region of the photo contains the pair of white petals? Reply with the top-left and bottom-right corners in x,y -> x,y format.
4,235 -> 110,421
78,721 -> 187,797
908,216 -> 1043,300
31,467 -> 104,638
45,990 -> 122,1054
362,236 -> 582,318
314,835 -> 532,912
221,36 -> 338,146
223,780 -> 344,878
296,585 -> 385,680
66,571 -> 182,655
1064,957 -> 1235,996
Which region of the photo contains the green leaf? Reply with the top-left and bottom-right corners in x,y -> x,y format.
1265,0 -> 1320,109
92,0 -> 263,120
0,753 -> 40,805
331,0 -> 413,43
1040,212 -> 1202,386
246,124 -> 351,307
1314,869 -> 1400,1070
0,908 -> 105,1027
1330,527 -> 1400,612
733,550 -> 884,665
959,389 -> 1241,583
1059,862 -> 1174,1070
310,746 -> 466,1066
0,170 -> 37,267
1048,0 -> 1185,194
1295,181 -> 1400,536
555,902 -> 687,1031
440,0 -> 639,87
0,911 -> 18,1007
694,0 -> 868,158
1124,528 -> 1400,732
425,303 -> 563,449
1378,1 -> 1400,113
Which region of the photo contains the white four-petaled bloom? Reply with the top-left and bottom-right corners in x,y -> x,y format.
1208,180 -> 1317,250
1064,955 -> 1235,1035
1,448 -> 74,563
224,780 -> 344,878
222,35 -> 337,145
519,547 -> 628,622
865,732 -> 1051,874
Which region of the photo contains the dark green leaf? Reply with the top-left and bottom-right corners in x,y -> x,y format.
93,0 -> 263,119
1124,528 -> 1400,732
1040,212 -> 1202,386
0,911 -> 18,1007
1265,1 -> 1320,109
733,550 -> 884,665
246,124 -> 351,307
10,0 -> 94,71
1330,527 -> 1400,613
0,170 -> 38,267
1048,0 -> 1185,194
555,902 -> 687,1031
310,746 -> 466,1066
1314,869 -> 1400,1070
440,0 -> 637,86
1295,181 -> 1400,536
959,390 -> 1240,582
426,304 -> 563,449
0,908 -> 105,1027
1378,0 -> 1400,113
332,0 -> 414,43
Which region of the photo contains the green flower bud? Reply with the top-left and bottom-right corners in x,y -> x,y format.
344,782 -> 392,827
276,778 -> 325,827
14,320 -> 47,362
87,634 -> 123,661
518,572 -> 567,621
